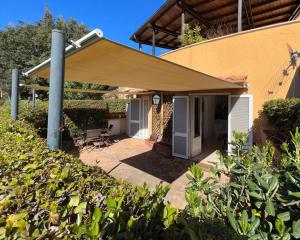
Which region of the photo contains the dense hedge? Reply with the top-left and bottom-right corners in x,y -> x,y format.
0,119 -> 171,239
0,118 -> 237,239
263,98 -> 300,137
0,99 -> 128,139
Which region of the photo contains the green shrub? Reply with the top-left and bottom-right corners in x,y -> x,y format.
185,130 -> 300,239
0,118 -> 182,239
0,99 -> 128,139
0,118 -> 239,239
263,98 -> 300,137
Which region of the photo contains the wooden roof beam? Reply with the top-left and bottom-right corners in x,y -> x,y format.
289,3 -> 300,20
227,7 -> 292,26
243,0 -> 254,29
152,24 -> 180,37
208,0 -> 297,22
245,0 -> 255,27
176,0 -> 211,27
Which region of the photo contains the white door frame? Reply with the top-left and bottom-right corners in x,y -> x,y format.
128,98 -> 141,138
172,96 -> 190,159
190,96 -> 203,157
228,94 -> 253,153
141,96 -> 149,139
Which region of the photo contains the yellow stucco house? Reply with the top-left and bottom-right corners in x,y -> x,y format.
26,0 -> 300,159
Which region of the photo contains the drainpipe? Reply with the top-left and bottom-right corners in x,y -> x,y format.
47,29 -> 65,150
11,69 -> 19,120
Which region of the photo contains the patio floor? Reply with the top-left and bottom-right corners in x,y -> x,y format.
80,135 -> 225,209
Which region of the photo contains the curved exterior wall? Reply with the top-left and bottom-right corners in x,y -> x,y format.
161,20 -> 300,144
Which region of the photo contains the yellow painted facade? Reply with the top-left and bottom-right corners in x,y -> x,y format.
161,20 -> 300,144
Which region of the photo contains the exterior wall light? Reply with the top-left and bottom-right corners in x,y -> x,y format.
152,94 -> 160,105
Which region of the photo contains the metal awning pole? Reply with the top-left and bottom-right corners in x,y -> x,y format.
32,88 -> 36,107
47,29 -> 65,150
238,0 -> 243,32
139,42 -> 142,51
11,69 -> 19,120
152,28 -> 156,56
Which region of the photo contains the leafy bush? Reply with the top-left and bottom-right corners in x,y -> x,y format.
0,118 -> 182,239
263,98 -> 300,137
179,24 -> 205,47
185,130 -> 300,239
0,99 -> 128,139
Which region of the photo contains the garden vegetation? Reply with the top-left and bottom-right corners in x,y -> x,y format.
1,102 -> 300,239
263,98 -> 300,139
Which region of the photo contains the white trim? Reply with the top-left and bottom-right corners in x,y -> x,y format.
129,98 -> 141,138
190,96 -> 203,157
189,92 -> 230,96
141,96 -> 149,139
172,96 -> 189,159
24,29 -> 104,77
228,94 -> 253,153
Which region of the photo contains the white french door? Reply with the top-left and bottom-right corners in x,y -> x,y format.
128,98 -> 141,138
191,96 -> 202,157
228,94 -> 253,153
128,98 -> 148,139
172,96 -> 189,159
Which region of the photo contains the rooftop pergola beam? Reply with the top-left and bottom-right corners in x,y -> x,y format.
207,0 -> 297,22
131,1 -> 177,43
289,3 -> 300,20
245,0 -> 255,27
152,24 -> 180,37
243,0 -> 253,29
176,0 -> 211,27
255,15 -> 290,27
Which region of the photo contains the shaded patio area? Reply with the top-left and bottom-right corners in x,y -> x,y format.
80,135 -> 224,209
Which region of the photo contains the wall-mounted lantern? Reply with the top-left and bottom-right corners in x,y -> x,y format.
152,94 -> 160,105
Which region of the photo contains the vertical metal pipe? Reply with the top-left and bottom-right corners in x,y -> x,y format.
238,0 -> 243,32
47,29 -> 65,150
32,89 -> 36,107
138,43 -> 142,51
11,69 -> 19,120
152,28 -> 156,56
181,11 -> 185,36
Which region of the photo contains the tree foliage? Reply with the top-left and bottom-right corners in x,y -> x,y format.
0,8 -> 106,100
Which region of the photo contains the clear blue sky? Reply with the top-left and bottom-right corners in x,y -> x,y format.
0,0 -> 167,54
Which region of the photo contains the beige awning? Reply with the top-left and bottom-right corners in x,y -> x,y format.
25,29 -> 243,92
24,85 -> 152,95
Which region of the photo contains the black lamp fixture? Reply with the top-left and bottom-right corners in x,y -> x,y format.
152,94 -> 160,105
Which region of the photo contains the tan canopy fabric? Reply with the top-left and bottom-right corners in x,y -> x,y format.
25,34 -> 243,91
24,85 -> 152,95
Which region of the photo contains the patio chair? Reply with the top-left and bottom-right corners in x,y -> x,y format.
74,128 -> 105,150
99,124 -> 114,146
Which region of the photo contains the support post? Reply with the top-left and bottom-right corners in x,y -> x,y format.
32,89 -> 36,107
11,69 -> 19,120
152,28 -> 156,56
181,10 -> 185,36
138,42 -> 142,51
47,29 -> 65,150
238,0 -> 243,32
